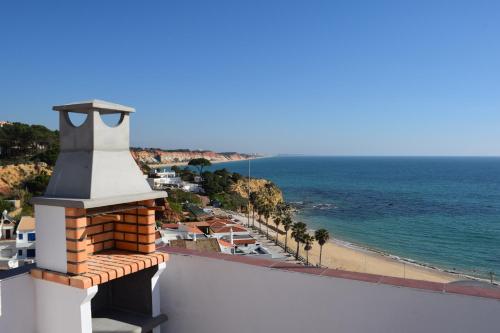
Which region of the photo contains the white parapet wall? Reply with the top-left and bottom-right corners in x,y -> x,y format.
0,273 -> 36,333
35,278 -> 97,333
159,253 -> 500,333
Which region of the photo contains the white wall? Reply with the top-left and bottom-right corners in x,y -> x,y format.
35,205 -> 67,273
159,254 -> 500,333
0,273 -> 36,333
35,279 -> 97,333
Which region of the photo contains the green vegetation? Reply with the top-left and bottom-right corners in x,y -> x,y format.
248,182 -> 282,239
200,168 -> 248,211
281,213 -> 293,253
23,173 -> 51,197
272,202 -> 292,245
0,122 -> 59,166
188,158 -> 211,179
171,166 -> 195,182
166,188 -> 202,206
314,229 -> 330,267
291,222 -> 307,260
0,200 -> 14,213
303,234 -> 315,265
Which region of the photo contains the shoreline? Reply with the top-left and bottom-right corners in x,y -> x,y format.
230,211 -> 461,283
325,235 -> 478,282
147,155 -> 270,168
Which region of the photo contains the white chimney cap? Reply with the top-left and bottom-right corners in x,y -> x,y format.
53,99 -> 135,114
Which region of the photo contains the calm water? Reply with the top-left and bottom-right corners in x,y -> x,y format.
207,156 -> 500,278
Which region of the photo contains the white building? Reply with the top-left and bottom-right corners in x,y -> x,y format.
180,181 -> 203,193
16,216 -> 36,260
147,170 -> 182,190
0,210 -> 16,240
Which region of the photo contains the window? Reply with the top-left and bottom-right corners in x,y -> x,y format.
28,233 -> 36,241
18,249 -> 23,257
27,249 -> 36,258
18,233 -> 23,240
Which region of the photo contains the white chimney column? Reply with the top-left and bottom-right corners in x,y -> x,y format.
230,227 -> 234,245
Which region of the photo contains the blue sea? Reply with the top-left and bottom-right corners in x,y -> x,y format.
206,156 -> 500,279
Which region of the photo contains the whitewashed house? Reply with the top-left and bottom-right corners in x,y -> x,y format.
16,216 -> 36,260
147,170 -> 182,189
0,210 -> 16,240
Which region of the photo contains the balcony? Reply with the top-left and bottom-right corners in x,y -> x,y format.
2,246 -> 500,333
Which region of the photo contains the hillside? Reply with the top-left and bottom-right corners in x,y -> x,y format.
231,178 -> 283,205
0,163 -> 52,196
131,148 -> 258,165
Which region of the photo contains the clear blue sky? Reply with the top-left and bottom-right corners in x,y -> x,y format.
0,1 -> 499,156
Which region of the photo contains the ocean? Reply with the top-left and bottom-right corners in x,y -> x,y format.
206,156 -> 500,279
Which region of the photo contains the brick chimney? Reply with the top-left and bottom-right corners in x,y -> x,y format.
30,100 -> 168,333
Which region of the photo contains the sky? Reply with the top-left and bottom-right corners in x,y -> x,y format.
0,0 -> 499,156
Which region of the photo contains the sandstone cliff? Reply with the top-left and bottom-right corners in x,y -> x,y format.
0,163 -> 52,196
231,178 -> 283,205
131,149 -> 258,165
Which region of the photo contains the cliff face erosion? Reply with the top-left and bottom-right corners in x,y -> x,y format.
0,163 -> 52,196
131,149 -> 257,165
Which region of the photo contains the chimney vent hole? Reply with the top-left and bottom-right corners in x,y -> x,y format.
100,112 -> 125,128
66,112 -> 88,127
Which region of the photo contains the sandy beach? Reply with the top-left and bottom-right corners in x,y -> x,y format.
232,213 -> 458,283
147,156 -> 267,168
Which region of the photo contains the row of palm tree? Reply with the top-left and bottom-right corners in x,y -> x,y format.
248,188 -> 331,266
290,223 -> 330,266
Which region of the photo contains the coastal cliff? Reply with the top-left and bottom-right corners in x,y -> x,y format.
231,178 -> 283,205
131,148 -> 259,165
0,163 -> 52,196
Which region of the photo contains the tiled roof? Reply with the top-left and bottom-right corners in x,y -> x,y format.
211,226 -> 247,234
184,221 -> 211,227
207,221 -> 228,228
218,239 -> 235,248
162,223 -> 179,229
17,216 -> 35,232
232,239 -> 256,245
185,226 -> 204,234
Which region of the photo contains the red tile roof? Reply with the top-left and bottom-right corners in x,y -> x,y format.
211,226 -> 247,234
218,239 -> 235,248
233,239 -> 256,245
162,223 -> 179,229
185,226 -> 204,234
184,221 -> 211,227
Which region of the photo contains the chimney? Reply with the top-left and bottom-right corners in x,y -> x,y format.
230,227 -> 234,245
30,100 -> 168,333
43,100 -> 154,200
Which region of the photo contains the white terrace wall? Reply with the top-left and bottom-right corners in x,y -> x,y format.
159,254 -> 500,333
0,273 -> 36,333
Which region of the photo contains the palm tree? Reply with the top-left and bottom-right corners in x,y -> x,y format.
281,213 -> 293,253
249,192 -> 258,228
263,204 -> 272,239
256,201 -> 264,231
272,202 -> 286,244
291,222 -> 307,260
314,229 -> 330,267
303,234 -> 315,265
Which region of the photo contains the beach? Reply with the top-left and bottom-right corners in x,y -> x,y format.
232,212 -> 458,283
147,156 -> 268,168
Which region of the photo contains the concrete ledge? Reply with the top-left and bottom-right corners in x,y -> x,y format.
31,192 -> 167,208
157,246 -> 500,301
